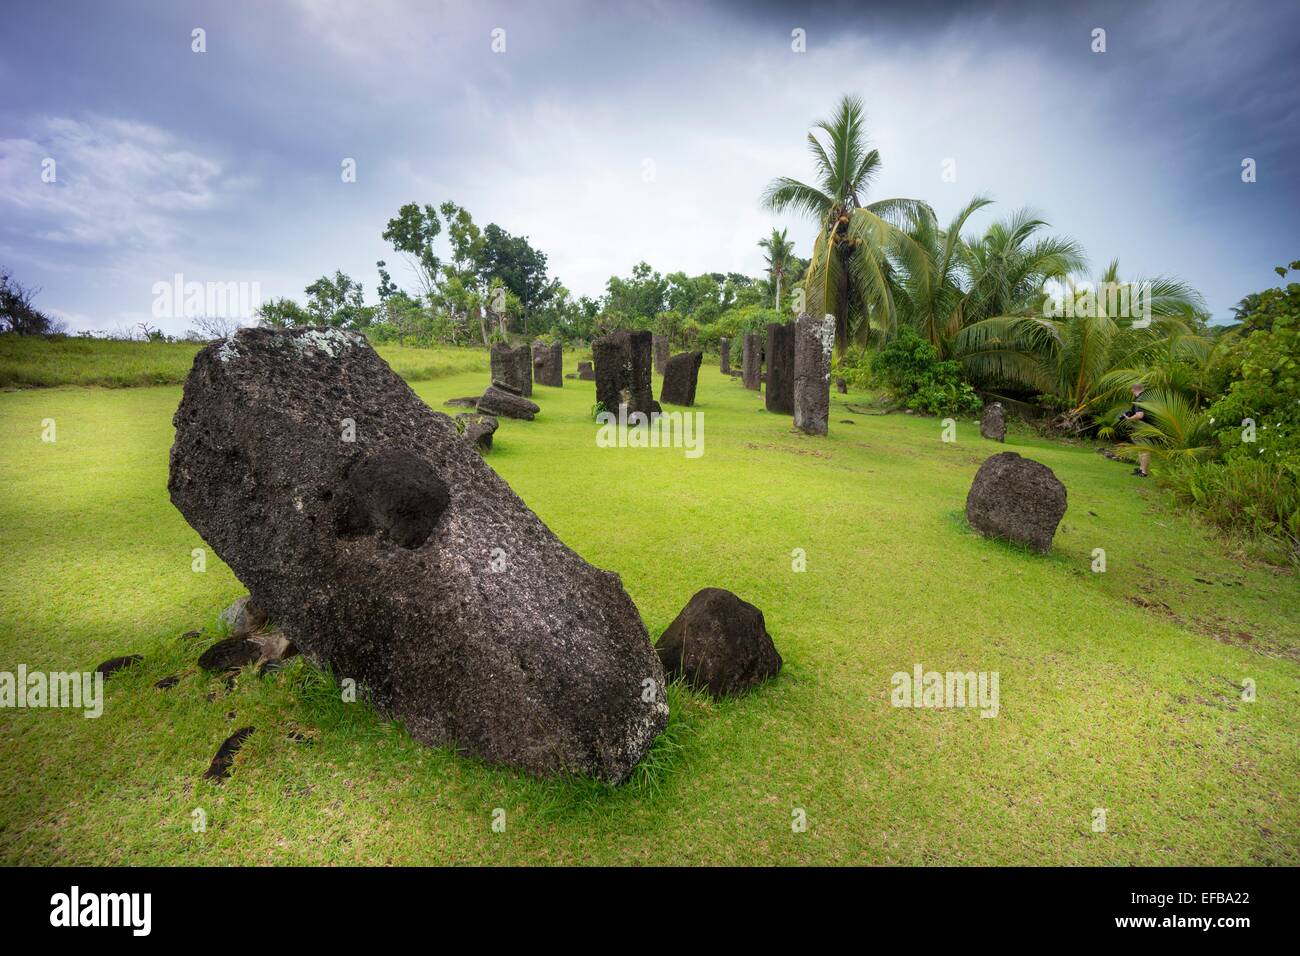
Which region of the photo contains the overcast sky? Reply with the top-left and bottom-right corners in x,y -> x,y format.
2,0 -> 1298,334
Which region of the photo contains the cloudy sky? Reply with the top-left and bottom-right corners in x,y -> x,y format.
2,0 -> 1298,334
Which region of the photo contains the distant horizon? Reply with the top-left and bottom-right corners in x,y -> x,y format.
3,0 -> 1298,335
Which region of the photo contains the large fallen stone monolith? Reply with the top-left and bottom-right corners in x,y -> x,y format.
793,313 -> 834,436
652,335 -> 669,375
477,384 -> 539,420
593,330 -> 661,418
490,343 -> 532,396
965,451 -> 1067,554
660,351 -> 703,406
532,340 -> 563,388
656,588 -> 782,698
764,321 -> 795,414
169,327 -> 667,782
980,401 -> 1007,442
742,332 -> 761,390
719,337 -> 730,375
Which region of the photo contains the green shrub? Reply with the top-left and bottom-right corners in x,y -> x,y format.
870,327 -> 981,416
832,346 -> 874,391
1161,456 -> 1300,564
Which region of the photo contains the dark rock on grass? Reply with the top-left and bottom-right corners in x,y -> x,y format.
840,420 -> 854,424
203,726 -> 255,782
456,412 -> 498,451
980,401 -> 1007,442
965,451 -> 1067,554
656,588 -> 782,699
95,655 -> 143,679
220,595 -> 267,637
764,322 -> 795,415
835,377 -> 847,394
444,396 -> 481,409
719,337 -> 730,374
168,326 -> 667,783
593,329 -> 661,419
660,351 -> 702,406
565,373 -> 578,380
477,384 -> 539,421
155,675 -> 180,690
198,637 -> 260,673
577,361 -> 595,381
490,343 -> 532,396
182,629 -> 201,640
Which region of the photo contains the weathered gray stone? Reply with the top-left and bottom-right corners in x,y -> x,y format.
532,340 -> 563,388
719,337 -> 730,375
652,335 -> 669,375
169,327 -> 667,782
577,360 -> 595,381
593,330 -> 661,418
660,351 -> 703,406
764,321 -> 795,415
656,588 -> 782,698
477,385 -> 539,421
220,595 -> 267,637
490,343 -> 532,397
980,402 -> 1007,442
456,412 -> 498,451
742,332 -> 761,390
794,313 -> 834,436
835,377 -> 847,394
965,451 -> 1067,554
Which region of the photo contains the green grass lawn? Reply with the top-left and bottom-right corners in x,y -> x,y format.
1,347 -> 1297,864
0,335 -> 489,388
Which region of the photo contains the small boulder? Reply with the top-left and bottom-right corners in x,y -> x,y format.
980,402 -> 1007,442
456,412 -> 499,451
203,726 -> 255,782
577,360 -> 595,381
198,637 -> 261,672
656,588 -> 782,698
220,595 -> 267,637
965,451 -> 1067,553
477,384 -> 539,421
96,655 -> 143,680
835,377 -> 847,394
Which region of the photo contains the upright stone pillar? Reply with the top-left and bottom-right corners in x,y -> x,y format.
532,340 -> 563,387
652,335 -> 669,375
660,351 -> 703,406
719,337 -> 730,375
793,313 -> 834,435
593,330 -> 661,419
742,332 -> 761,390
764,322 -> 795,415
490,343 -> 532,397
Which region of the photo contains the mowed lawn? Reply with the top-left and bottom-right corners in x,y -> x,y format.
1,347 -> 1297,865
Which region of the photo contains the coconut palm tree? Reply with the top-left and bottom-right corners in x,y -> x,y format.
959,209 -> 1087,323
888,195 -> 993,354
761,95 -> 929,351
954,259 -> 1207,431
757,228 -> 797,311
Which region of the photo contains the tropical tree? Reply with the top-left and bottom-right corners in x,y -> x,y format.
888,195 -> 992,354
761,95 -> 928,351
954,259 -> 1207,430
959,209 -> 1087,324
757,228 -> 797,311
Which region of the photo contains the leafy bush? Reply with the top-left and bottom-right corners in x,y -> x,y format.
1161,456 -> 1300,564
832,346 -> 873,391
871,327 -> 982,416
